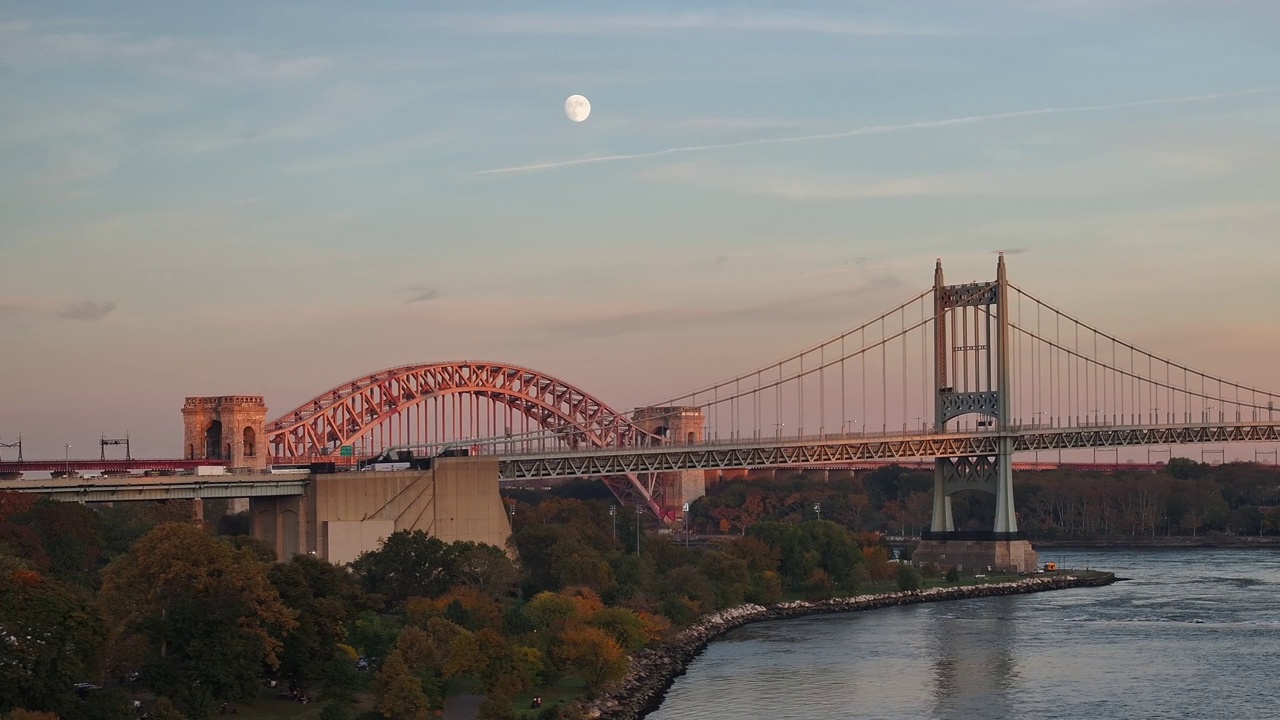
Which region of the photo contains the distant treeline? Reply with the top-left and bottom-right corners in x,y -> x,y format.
687,459 -> 1280,539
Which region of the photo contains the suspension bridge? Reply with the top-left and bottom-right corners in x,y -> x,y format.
6,256 -> 1279,567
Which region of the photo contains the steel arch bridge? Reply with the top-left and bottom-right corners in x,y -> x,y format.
265,361 -> 666,510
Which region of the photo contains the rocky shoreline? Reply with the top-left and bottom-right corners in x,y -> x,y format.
581,573 -> 1117,720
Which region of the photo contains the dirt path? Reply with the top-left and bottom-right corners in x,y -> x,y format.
443,694 -> 483,720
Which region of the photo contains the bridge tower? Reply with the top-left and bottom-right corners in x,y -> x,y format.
630,406 -> 705,515
914,255 -> 1037,572
182,396 -> 269,472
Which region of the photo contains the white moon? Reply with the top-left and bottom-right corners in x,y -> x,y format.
565,94 -> 591,122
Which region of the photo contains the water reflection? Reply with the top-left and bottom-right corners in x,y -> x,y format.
928,597 -> 1019,720
652,550 -> 1280,720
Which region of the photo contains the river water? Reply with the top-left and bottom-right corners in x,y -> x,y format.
649,549 -> 1280,720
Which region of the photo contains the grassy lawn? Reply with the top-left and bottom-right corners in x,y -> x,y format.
228,692 -> 328,720
229,685 -> 378,720
502,677 -> 586,718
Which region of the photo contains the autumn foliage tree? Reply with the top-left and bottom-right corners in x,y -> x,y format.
99,523 -> 297,718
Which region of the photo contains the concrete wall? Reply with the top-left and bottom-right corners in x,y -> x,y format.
250,456 -> 510,563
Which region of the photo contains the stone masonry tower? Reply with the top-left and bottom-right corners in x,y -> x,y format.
182,396 -> 269,471
630,406 -> 705,515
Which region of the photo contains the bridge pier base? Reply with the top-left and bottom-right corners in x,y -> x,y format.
250,456 -> 510,563
913,534 -> 1038,574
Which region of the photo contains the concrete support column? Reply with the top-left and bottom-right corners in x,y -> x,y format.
993,437 -> 1018,533
931,460 -> 954,532
192,498 -> 204,524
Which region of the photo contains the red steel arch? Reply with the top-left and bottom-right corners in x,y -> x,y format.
265,361 -> 664,509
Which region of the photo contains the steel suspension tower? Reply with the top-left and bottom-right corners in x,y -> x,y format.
928,253 -> 1024,543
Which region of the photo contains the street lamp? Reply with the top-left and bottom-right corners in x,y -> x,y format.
634,505 -> 643,556
507,500 -> 516,531
64,443 -> 71,476
813,502 -> 821,521
913,417 -> 924,432
609,504 -> 617,542
773,422 -> 785,440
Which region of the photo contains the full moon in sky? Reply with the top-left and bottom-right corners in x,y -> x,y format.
564,94 -> 591,122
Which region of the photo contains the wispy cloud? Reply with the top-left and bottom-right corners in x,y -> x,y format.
56,300 -> 117,321
0,19 -> 330,83
551,275 -> 904,339
423,11 -> 957,37
405,287 -> 440,304
640,162 -> 1001,200
0,19 -> 175,65
476,88 -> 1279,176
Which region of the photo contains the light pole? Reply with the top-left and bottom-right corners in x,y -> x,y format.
813,502 -> 821,521
506,500 -> 516,531
634,505 -> 642,556
609,504 -> 617,543
773,422 -> 785,440
64,443 -> 71,476
913,417 -> 924,433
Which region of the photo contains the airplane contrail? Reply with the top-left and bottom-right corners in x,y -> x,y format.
475,87 -> 1277,176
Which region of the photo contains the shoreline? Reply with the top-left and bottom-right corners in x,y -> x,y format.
582,573 -> 1116,720
1030,536 -> 1280,549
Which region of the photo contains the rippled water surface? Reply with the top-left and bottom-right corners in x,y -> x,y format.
648,549 -> 1280,720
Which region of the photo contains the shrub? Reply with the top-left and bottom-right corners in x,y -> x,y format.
896,564 -> 923,591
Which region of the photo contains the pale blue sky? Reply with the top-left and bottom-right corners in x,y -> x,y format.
2,1 -> 1279,458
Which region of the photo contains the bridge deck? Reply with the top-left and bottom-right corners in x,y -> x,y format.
496,422 -> 1280,480
3,475 -> 307,502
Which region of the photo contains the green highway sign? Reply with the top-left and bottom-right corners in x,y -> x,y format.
339,445 -> 354,457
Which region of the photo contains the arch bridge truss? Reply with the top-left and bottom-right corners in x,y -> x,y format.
265,362 -> 668,513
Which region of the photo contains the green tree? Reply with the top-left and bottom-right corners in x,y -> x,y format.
697,552 -> 750,609
588,608 -> 648,651
452,542 -> 520,599
99,524 -> 296,718
0,568 -> 105,715
896,564 -> 923,591
268,555 -> 365,695
350,531 -> 461,606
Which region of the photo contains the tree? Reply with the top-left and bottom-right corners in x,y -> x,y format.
896,564 -> 923,591
0,568 -> 105,715
149,698 -> 186,720
452,542 -> 520,599
588,607 -> 648,651
697,552 -> 750,609
371,650 -> 428,720
350,531 -> 461,606
552,627 -> 627,692
268,555 -> 365,695
99,524 -> 296,718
